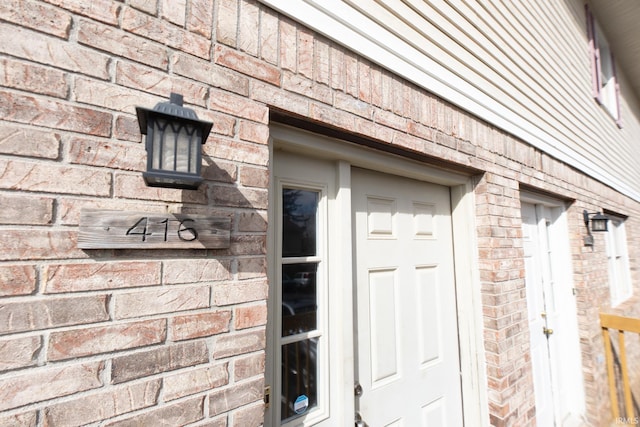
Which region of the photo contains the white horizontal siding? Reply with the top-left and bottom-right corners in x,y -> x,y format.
259,0 -> 640,202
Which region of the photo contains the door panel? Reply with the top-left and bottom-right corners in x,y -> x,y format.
416,266 -> 442,366
369,268 -> 400,384
353,168 -> 463,427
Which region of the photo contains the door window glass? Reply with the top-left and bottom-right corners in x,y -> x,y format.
282,189 -> 318,257
281,338 -> 318,421
282,263 -> 317,336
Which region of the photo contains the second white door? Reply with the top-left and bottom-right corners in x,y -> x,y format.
521,200 -> 585,427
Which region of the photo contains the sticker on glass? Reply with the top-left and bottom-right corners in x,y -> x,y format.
294,395 -> 309,414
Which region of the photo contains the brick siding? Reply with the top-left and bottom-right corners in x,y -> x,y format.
0,1 -> 638,426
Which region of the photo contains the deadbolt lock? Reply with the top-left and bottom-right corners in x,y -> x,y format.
354,382 -> 363,397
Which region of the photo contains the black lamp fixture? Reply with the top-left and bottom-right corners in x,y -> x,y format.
584,210 -> 609,232
583,209 -> 609,246
136,93 -> 213,190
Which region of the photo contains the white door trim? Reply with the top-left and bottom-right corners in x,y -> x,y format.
270,125 -> 469,187
451,180 -> 489,426
268,124 -> 489,426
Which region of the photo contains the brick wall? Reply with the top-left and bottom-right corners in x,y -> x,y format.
1,1 -> 639,426
0,0 -> 269,425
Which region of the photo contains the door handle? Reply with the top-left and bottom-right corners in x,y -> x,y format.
543,326 -> 554,337
355,411 -> 369,427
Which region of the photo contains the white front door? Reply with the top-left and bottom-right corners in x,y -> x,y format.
352,168 -> 463,426
521,200 -> 585,427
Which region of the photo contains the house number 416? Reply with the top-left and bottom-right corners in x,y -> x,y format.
126,217 -> 198,242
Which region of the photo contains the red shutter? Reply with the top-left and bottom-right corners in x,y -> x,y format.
585,5 -> 602,103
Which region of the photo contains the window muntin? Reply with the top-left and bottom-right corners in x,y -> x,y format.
606,216 -> 632,306
279,187 -> 324,424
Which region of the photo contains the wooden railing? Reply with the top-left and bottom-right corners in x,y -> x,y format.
600,312 -> 640,422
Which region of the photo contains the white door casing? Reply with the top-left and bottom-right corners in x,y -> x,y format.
266,125 -> 488,426
521,197 -> 586,427
352,168 -> 464,426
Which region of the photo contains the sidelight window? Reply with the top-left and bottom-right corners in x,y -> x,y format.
278,187 -> 325,424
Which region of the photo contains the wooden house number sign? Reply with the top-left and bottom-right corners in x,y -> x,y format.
78,209 -> 231,249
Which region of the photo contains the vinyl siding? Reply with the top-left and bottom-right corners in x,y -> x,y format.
259,0 -> 640,201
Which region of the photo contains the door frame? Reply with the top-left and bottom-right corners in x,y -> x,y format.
266,124 -> 488,426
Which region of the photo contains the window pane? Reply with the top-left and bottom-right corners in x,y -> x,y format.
281,338 -> 318,422
282,263 -> 317,337
282,189 -> 318,257
595,23 -> 619,118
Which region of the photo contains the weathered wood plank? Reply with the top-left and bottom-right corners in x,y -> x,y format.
600,312 -> 640,333
78,209 -> 230,249
602,326 -> 620,419
600,311 -> 640,420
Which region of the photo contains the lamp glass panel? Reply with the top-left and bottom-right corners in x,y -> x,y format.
162,123 -> 177,171
175,124 -> 192,173
151,118 -> 167,170
190,128 -> 200,174
592,219 -> 608,232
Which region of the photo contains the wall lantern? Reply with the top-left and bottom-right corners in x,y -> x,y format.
583,210 -> 609,246
136,93 -> 213,190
